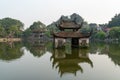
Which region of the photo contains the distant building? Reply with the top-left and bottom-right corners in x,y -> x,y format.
31,29 -> 45,40
97,25 -> 102,31
103,28 -> 111,33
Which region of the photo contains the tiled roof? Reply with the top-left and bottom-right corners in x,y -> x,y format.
59,21 -> 81,29
53,31 -> 90,38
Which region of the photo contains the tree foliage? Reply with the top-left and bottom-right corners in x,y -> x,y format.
29,21 -> 46,30
0,17 -> 24,37
23,28 -> 32,37
23,21 -> 46,37
80,22 -> 91,33
109,27 -> 120,39
94,31 -> 106,40
108,14 -> 120,27
46,22 -> 60,37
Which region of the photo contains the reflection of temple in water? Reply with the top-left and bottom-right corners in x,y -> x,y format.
50,48 -> 93,77
24,40 -> 47,57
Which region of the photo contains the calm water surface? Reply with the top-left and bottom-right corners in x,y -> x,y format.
0,41 -> 120,80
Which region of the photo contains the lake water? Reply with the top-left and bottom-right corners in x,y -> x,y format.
0,41 -> 120,80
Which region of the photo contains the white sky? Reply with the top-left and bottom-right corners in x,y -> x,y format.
0,0 -> 120,29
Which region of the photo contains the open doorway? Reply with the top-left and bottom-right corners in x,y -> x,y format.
71,38 -> 79,48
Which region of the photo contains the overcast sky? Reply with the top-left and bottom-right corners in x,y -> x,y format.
0,0 -> 120,29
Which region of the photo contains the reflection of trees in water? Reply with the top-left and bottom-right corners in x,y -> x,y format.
23,40 -> 47,58
44,42 -> 53,53
0,42 -> 24,61
50,48 -> 93,77
90,42 -> 120,66
108,44 -> 120,66
89,42 -> 107,54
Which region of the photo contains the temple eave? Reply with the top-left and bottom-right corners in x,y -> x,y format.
59,26 -> 81,29
53,32 -> 90,38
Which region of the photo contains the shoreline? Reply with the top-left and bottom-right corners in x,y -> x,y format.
0,38 -> 22,42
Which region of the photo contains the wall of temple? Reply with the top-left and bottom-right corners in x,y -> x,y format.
79,38 -> 89,47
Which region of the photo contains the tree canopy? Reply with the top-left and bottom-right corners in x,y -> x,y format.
23,21 -> 46,37
94,31 -> 106,40
0,17 -> 24,37
109,27 -> 120,39
29,21 -> 46,30
108,14 -> 120,27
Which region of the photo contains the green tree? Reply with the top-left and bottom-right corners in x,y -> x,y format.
109,27 -> 120,39
0,17 -> 24,37
95,31 -> 106,40
30,21 -> 46,30
23,21 -> 46,37
108,14 -> 120,27
23,28 -> 32,37
8,25 -> 22,37
80,22 -> 91,33
0,26 -> 6,37
46,22 -> 59,37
